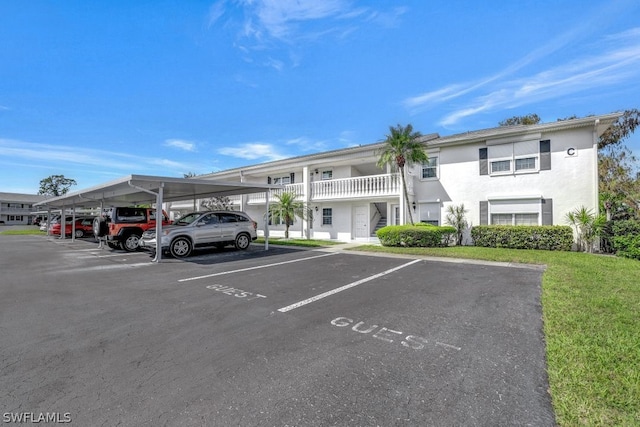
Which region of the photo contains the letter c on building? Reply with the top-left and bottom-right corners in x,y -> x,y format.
567,147 -> 576,156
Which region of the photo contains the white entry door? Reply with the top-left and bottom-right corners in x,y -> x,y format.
354,206 -> 368,239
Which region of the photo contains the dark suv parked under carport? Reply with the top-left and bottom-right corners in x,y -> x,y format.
93,207 -> 171,251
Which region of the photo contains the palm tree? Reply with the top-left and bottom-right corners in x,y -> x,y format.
376,124 -> 428,225
565,206 -> 606,252
270,191 -> 311,239
445,204 -> 469,245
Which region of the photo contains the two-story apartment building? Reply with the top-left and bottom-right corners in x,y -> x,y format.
169,113 -> 620,243
0,192 -> 48,225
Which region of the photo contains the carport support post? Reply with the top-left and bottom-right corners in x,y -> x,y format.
71,205 -> 76,241
153,183 -> 164,263
46,208 -> 51,236
60,205 -> 66,240
126,180 -> 164,263
264,190 -> 269,251
98,200 -> 104,249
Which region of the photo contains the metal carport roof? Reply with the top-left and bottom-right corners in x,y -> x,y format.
34,174 -> 281,262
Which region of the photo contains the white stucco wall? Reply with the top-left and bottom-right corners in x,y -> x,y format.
411,127 -> 598,229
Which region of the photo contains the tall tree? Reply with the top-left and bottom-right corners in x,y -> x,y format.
598,109 -> 640,149
498,114 -> 541,126
269,191 -> 310,239
38,175 -> 77,196
598,109 -> 640,219
376,124 -> 428,225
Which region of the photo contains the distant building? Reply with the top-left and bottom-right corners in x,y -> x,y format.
0,192 -> 48,225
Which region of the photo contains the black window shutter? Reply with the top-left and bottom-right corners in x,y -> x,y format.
479,201 -> 488,225
540,140 -> 551,171
479,148 -> 488,175
542,198 -> 553,225
290,173 -> 295,184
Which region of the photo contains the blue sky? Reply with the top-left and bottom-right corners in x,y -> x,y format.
1,0 -> 639,194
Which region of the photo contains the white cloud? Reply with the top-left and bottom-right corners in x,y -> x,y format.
0,138 -> 203,176
218,142 -> 286,161
285,136 -> 328,152
148,158 -> 194,170
164,139 -> 197,152
250,0 -> 352,40
207,0 -> 227,28
213,1 -> 403,69
404,27 -> 640,127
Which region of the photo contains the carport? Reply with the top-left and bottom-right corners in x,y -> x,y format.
34,174 -> 281,262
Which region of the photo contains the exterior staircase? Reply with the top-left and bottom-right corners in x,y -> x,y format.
372,217 -> 387,237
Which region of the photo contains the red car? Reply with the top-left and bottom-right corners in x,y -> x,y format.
49,217 -> 94,238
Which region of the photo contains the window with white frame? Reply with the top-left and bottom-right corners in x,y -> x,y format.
489,198 -> 541,225
491,213 -> 539,225
322,208 -> 332,225
321,170 -> 333,180
488,140 -> 539,176
421,157 -> 439,179
418,202 -> 440,225
272,175 -> 291,185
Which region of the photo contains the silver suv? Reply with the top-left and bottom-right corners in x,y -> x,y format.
139,211 -> 258,258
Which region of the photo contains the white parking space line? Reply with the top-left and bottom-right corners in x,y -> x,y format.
67,248 -> 103,252
278,259 -> 422,313
58,262 -> 153,273
75,253 -> 138,259
178,252 -> 338,282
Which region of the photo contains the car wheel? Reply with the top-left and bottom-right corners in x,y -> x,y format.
74,229 -> 84,238
235,233 -> 251,250
170,237 -> 192,258
122,233 -> 141,252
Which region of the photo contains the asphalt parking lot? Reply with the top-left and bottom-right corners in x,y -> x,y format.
0,234 -> 555,426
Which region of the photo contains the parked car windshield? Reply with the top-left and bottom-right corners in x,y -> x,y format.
174,212 -> 202,226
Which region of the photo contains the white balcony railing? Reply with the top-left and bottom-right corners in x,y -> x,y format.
247,183 -> 305,204
0,207 -> 34,214
246,174 -> 400,204
311,173 -> 400,200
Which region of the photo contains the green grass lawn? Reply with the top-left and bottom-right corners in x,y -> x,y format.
0,228 -> 46,235
352,245 -> 639,426
254,237 -> 343,247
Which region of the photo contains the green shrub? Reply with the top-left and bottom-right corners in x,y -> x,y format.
376,224 -> 456,247
471,225 -> 573,251
611,220 -> 640,260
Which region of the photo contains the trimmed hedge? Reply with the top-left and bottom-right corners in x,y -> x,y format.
377,224 -> 456,247
471,225 -> 573,251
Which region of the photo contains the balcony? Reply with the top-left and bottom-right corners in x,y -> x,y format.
0,207 -> 34,214
311,173 -> 400,201
247,183 -> 305,205
246,174 -> 400,204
